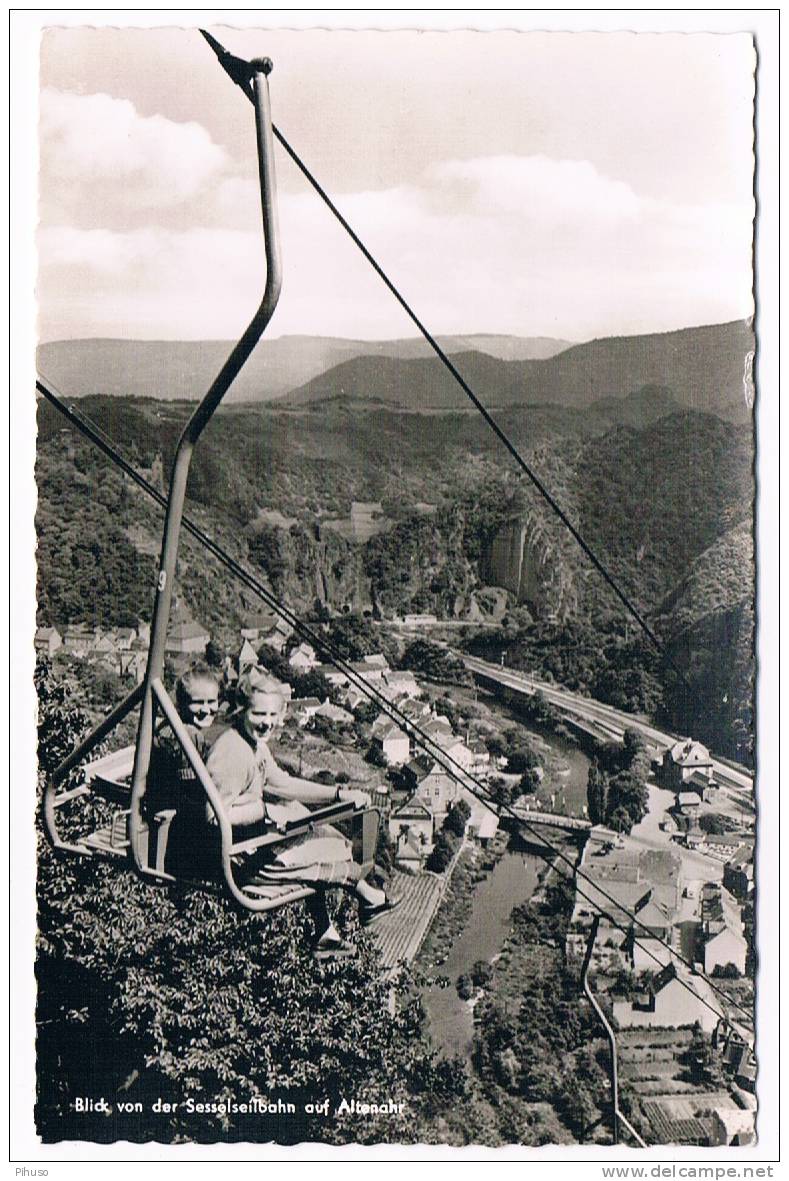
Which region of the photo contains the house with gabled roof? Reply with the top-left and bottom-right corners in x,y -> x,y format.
723,845 -> 755,900
240,611 -> 278,642
288,697 -> 323,726
35,626 -> 63,658
262,619 -> 294,653
314,664 -> 349,688
660,737 -> 715,790
612,962 -> 718,1032
63,623 -> 95,655
237,637 -> 259,671
700,883 -> 747,975
288,642 -> 319,672
165,620 -> 210,656
370,723 -> 410,767
315,700 -> 353,724
403,754 -> 459,818
388,798 -> 433,869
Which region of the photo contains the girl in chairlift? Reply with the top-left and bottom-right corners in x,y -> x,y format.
205,665 -> 400,959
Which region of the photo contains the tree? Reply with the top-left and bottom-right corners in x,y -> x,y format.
586,760 -> 609,826
399,640 -> 468,684
353,700 -> 379,725
365,742 -> 387,768
699,812 -> 734,835
519,769 -> 539,795
444,799 -> 471,838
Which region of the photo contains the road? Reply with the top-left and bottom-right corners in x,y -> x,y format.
462,655 -> 753,798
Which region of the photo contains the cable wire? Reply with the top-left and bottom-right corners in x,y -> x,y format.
36,377 -> 751,1029
198,30 -> 689,694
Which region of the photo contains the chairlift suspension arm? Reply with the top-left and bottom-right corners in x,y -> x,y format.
129,59 -> 282,871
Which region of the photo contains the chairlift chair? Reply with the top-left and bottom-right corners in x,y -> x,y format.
42,50 -> 379,913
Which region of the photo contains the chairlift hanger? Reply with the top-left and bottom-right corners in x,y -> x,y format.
42,50 -> 379,913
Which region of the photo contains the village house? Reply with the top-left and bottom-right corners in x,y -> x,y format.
420,716 -> 454,742
706,1107 -> 756,1148
349,660 -> 386,684
403,754 -> 460,819
237,637 -> 259,671
612,961 -> 718,1033
381,669 -> 419,699
288,642 -> 319,673
261,619 -> 294,653
677,791 -> 702,817
35,626 -> 63,658
388,798 -> 434,869
434,732 -> 474,772
63,623 -> 96,655
398,698 -> 432,722
288,697 -> 323,726
361,653 -> 389,670
699,883 -> 747,976
136,621 -> 151,645
314,664 -> 349,689
240,611 -> 278,643
114,627 -> 137,650
659,738 -> 715,791
165,620 -> 210,657
344,684 -> 371,711
723,845 -> 755,900
315,700 -> 353,725
467,737 -> 492,777
371,723 -> 410,767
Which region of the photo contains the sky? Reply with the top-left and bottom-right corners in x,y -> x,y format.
37,23 -> 756,343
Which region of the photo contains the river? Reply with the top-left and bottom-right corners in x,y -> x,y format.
420,729 -> 590,1059
421,846 -> 541,1058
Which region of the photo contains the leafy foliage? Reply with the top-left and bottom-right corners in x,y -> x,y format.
35,666 -> 466,1145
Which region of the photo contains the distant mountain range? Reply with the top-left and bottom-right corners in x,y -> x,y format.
36,333 -> 573,404
284,321 -> 755,422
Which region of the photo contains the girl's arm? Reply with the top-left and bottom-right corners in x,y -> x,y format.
205,732 -> 267,825
263,751 -> 338,804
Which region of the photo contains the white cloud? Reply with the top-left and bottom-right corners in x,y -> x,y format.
40,88 -> 228,216
37,152 -> 754,341
426,155 -> 641,225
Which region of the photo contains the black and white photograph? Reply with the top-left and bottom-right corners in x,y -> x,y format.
12,9 -> 780,1163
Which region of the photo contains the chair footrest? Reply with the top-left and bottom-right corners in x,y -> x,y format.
242,881 -> 314,903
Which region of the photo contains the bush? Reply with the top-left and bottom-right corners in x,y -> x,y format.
456,974 -> 474,1001
426,829 -> 458,873
471,960 -> 493,988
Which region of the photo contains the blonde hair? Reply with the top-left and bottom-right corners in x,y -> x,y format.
235,664 -> 287,710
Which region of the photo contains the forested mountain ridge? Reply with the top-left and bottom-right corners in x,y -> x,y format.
36,388 -> 753,758
37,332 -> 572,404
284,320 -> 754,421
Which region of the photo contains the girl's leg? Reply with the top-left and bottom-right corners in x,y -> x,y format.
305,890 -> 341,943
356,878 -> 386,908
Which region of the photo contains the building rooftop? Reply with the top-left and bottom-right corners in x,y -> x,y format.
670,738 -> 713,768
